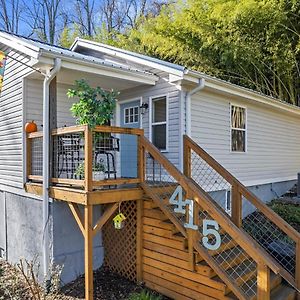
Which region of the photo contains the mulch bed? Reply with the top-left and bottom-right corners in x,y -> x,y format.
62,267 -> 167,299
0,260 -> 166,300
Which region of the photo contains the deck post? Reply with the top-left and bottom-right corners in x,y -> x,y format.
296,240 -> 300,300
26,135 -> 32,181
136,198 -> 143,282
183,137 -> 191,178
257,262 -> 270,300
84,204 -> 93,300
138,135 -> 145,182
231,184 -> 242,227
85,126 -> 93,192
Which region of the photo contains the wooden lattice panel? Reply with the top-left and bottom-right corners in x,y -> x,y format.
102,201 -> 137,282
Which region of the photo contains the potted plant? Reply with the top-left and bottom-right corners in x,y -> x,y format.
67,79 -> 119,128
67,79 -> 119,151
93,162 -> 106,181
75,162 -> 106,181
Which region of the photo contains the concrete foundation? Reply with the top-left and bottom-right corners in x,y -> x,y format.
0,190 -> 104,285
209,179 -> 296,218
52,201 -> 104,284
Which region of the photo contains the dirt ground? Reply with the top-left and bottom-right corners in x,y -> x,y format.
0,261 -> 166,300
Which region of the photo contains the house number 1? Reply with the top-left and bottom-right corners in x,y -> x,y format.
169,186 -> 221,251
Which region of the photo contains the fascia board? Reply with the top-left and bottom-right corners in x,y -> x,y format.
184,72 -> 300,117
0,34 -> 40,58
38,49 -> 157,85
74,39 -> 185,77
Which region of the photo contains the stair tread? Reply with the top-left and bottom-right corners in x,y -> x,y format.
226,259 -> 256,281
271,284 -> 296,300
214,246 -> 249,265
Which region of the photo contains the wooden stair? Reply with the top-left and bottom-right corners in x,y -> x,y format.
142,194 -> 297,300
139,135 -> 299,300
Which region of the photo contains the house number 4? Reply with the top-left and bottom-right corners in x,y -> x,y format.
169,186 -> 221,251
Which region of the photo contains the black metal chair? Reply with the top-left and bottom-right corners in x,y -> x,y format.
94,136 -> 120,180
56,134 -> 83,179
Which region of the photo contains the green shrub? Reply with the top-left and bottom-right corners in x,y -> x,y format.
128,289 -> 162,300
67,79 -> 119,128
269,201 -> 300,225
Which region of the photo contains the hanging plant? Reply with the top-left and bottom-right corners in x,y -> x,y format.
67,79 -> 119,128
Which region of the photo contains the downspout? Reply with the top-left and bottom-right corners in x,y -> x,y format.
42,58 -> 61,282
185,78 -> 205,136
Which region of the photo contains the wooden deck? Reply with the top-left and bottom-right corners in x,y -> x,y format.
25,182 -> 144,205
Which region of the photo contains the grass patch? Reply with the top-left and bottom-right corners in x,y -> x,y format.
268,200 -> 300,232
128,290 -> 162,300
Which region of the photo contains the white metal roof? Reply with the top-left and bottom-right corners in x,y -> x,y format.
0,30 -> 158,82
71,38 -> 300,116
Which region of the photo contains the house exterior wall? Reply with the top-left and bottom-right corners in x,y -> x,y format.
120,73 -> 181,168
0,47 -> 33,189
190,89 -> 300,188
25,79 -> 75,129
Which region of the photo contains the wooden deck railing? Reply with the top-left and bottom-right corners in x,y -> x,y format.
26,125 -> 144,191
140,135 -> 282,300
183,135 -> 300,294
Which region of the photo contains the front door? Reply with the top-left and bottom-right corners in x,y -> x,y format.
120,100 -> 141,178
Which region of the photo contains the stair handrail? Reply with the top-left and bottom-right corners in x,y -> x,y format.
140,135 -> 280,274
183,134 -> 300,290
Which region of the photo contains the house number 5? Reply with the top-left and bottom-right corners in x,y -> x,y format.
169,186 -> 221,251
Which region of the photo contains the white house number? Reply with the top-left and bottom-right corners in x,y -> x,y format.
169,186 -> 221,251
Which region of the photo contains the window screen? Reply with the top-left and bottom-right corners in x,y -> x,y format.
152,96 -> 167,151
231,105 -> 246,152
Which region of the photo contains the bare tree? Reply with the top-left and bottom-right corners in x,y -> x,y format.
73,0 -> 96,36
0,0 -> 23,34
25,0 -> 67,44
99,0 -> 168,33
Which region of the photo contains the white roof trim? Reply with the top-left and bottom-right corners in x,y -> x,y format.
0,33 -> 39,58
0,31 -> 158,84
71,38 -> 185,77
185,70 -> 300,116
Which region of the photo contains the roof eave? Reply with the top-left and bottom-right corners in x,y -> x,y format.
0,33 -> 40,58
184,70 -> 300,116
73,38 -> 186,77
39,50 -> 158,85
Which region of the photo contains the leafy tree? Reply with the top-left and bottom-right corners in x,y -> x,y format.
113,0 -> 300,104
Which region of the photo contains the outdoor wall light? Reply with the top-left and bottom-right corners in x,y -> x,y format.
140,102 -> 149,115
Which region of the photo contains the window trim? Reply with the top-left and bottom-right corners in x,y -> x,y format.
230,103 -> 247,153
149,94 -> 169,152
123,105 -> 139,125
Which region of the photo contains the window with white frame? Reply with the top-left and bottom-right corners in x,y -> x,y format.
231,105 -> 246,152
124,106 -> 139,124
151,96 -> 167,151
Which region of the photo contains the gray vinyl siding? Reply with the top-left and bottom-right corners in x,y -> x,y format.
120,72 -> 181,168
190,90 -> 300,186
0,47 -> 33,188
26,79 -> 75,129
